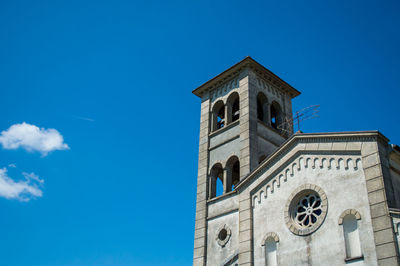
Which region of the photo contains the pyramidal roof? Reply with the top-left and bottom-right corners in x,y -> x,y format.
192,56 -> 301,98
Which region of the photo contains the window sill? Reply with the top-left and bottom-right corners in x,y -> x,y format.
257,119 -> 288,138
209,120 -> 239,137
344,255 -> 364,263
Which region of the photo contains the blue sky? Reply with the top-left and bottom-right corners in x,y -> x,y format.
0,0 -> 399,265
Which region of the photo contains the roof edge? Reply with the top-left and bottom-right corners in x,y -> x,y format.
192,56 -> 301,98
235,130 -> 389,190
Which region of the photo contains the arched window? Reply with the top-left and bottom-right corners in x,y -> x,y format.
270,101 -> 282,131
226,156 -> 240,192
211,101 -> 225,132
257,92 -> 268,124
231,161 -> 240,190
339,210 -> 362,260
209,163 -> 224,198
262,233 -> 279,266
227,92 -> 240,124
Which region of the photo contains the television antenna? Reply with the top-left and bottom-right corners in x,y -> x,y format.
278,104 -> 320,133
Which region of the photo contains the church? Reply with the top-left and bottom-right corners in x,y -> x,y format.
192,57 -> 400,266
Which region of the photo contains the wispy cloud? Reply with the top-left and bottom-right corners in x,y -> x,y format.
0,122 -> 69,156
8,163 -> 16,168
0,168 -> 43,201
74,116 -> 95,122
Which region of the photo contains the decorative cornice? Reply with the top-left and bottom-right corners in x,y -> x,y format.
235,131 -> 389,191
192,57 -> 300,98
252,155 -> 361,207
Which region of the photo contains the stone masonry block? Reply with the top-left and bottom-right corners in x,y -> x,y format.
331,141 -> 347,150
199,136 -> 208,145
238,251 -> 252,264
239,229 -> 252,243
377,257 -> 399,266
370,202 -> 388,218
196,194 -> 206,204
374,228 -> 395,245
239,219 -> 251,231
195,200 -> 206,212
305,143 -> 319,150
363,165 -> 382,180
368,189 -> 386,205
239,240 -> 252,253
239,76 -> 249,86
239,198 -> 251,210
198,152 -> 207,161
241,106 -> 249,116
240,131 -> 250,140
239,209 -> 251,222
240,121 -> 250,131
366,177 -> 384,192
376,242 -> 397,259
195,209 -> 206,220
361,141 -> 378,156
195,218 -> 206,229
193,237 -> 205,249
193,257 -> 204,266
241,156 -> 250,167
193,246 -> 205,259
346,141 -> 362,151
362,152 -> 380,169
318,142 -> 332,151
198,167 -> 207,175
198,158 -> 207,168
372,215 -> 392,232
194,227 -> 206,239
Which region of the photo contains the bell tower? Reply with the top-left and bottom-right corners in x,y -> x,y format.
192,57 -> 300,266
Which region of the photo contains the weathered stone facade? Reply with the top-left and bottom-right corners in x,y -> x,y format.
192,57 -> 400,266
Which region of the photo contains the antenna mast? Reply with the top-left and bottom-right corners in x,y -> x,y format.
278,104 -> 320,133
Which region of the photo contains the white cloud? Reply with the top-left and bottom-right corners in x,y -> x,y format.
22,172 -> 44,184
8,163 -> 16,168
0,168 -> 43,201
0,122 -> 69,156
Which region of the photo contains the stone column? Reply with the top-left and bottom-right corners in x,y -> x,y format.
193,98 -> 210,266
209,175 -> 215,199
238,192 -> 253,266
361,138 -> 400,265
223,167 -> 231,193
224,104 -> 228,127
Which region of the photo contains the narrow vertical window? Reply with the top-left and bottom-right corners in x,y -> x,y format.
209,163 -> 224,198
339,210 -> 363,261
227,92 -> 240,124
211,101 -> 225,132
262,233 -> 279,266
343,214 -> 362,259
216,106 -> 225,129
265,237 -> 277,266
257,92 -> 268,123
225,156 -> 240,192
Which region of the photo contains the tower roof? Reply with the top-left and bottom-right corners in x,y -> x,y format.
192,56 -> 301,98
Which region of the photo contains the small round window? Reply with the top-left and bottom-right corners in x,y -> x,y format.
285,184 -> 328,236
216,225 -> 231,247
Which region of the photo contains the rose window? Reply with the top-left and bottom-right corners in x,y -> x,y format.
294,193 -> 322,227
285,184 -> 328,235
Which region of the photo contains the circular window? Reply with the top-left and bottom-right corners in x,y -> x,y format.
285,184 -> 327,236
218,229 -> 228,241
294,193 -> 322,227
216,225 -> 231,247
